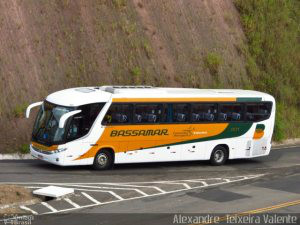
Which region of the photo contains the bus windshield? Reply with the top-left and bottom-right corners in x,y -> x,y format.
32,101 -> 75,145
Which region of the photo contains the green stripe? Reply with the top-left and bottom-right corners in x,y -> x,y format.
140,123 -> 253,150
237,97 -> 262,102
167,123 -> 253,147
256,124 -> 265,130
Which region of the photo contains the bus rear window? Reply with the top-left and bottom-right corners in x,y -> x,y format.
246,102 -> 272,122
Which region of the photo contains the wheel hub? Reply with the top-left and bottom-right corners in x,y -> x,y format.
214,149 -> 224,163
97,153 -> 108,166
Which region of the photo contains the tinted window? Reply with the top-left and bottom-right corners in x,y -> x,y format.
32,102 -> 75,145
172,103 -> 190,123
191,103 -> 217,122
219,104 -> 243,121
102,104 -> 132,125
246,102 -> 272,122
161,104 -> 172,123
134,104 -> 163,123
67,103 -> 104,141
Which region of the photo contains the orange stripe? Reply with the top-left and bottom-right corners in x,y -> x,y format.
112,98 -> 236,103
253,129 -> 264,139
31,141 -> 58,151
75,123 -> 229,160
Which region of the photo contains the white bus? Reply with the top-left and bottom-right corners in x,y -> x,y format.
26,86 -> 275,169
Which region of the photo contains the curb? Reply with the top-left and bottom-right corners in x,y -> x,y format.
272,138 -> 300,147
0,199 -> 39,210
0,153 -> 34,160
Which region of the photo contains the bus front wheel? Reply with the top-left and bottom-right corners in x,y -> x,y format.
93,149 -> 114,170
210,146 -> 228,166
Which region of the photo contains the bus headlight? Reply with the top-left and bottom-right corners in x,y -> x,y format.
53,148 -> 67,154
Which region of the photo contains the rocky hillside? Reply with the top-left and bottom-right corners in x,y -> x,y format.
0,0 -> 298,153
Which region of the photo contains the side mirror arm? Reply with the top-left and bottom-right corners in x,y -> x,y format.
59,110 -> 82,128
26,102 -> 43,118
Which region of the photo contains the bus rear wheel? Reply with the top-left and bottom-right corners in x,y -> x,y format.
210,146 -> 228,166
93,149 -> 114,170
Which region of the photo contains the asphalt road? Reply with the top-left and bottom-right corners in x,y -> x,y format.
1,146 -> 300,225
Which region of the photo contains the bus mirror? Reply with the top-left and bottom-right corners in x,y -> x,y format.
59,110 -> 82,128
26,102 -> 43,118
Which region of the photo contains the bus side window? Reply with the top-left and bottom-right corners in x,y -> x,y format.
134,104 -> 163,123
160,104 -> 172,123
67,103 -> 104,141
102,104 -> 132,125
172,103 -> 190,123
191,103 -> 217,122
219,104 -> 243,121
246,102 -> 272,122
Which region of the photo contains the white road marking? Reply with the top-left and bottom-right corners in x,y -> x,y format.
108,191 -> 124,200
184,180 -> 209,186
64,198 -> 80,208
100,174 -> 265,184
41,202 -> 57,212
1,174 -> 265,215
0,175 -> 264,186
37,183 -> 150,197
19,205 -> 38,215
28,186 -> 125,201
38,174 -> 264,215
163,182 -> 191,189
90,186 -> 149,196
81,192 -> 101,204
182,178 -> 222,182
102,183 -> 167,193
133,189 -> 149,196
244,174 -> 265,179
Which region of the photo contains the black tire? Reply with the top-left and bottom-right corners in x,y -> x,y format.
93,149 -> 114,170
210,146 -> 228,166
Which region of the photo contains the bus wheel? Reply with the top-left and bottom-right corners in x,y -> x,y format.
93,149 -> 114,170
210,146 -> 228,166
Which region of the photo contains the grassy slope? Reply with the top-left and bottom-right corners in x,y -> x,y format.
0,0 -> 248,153
0,0 -> 298,152
235,0 -> 300,140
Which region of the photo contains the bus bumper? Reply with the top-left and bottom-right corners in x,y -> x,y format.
30,144 -> 65,166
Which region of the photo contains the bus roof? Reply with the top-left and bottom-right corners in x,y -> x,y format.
46,86 -> 275,107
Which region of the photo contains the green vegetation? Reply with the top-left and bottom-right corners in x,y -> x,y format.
204,52 -> 223,76
130,66 -> 142,84
13,103 -> 28,118
142,40 -> 153,59
1,0 -> 300,154
19,144 -> 30,154
235,0 -> 300,141
131,66 -> 142,77
112,0 -> 126,9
